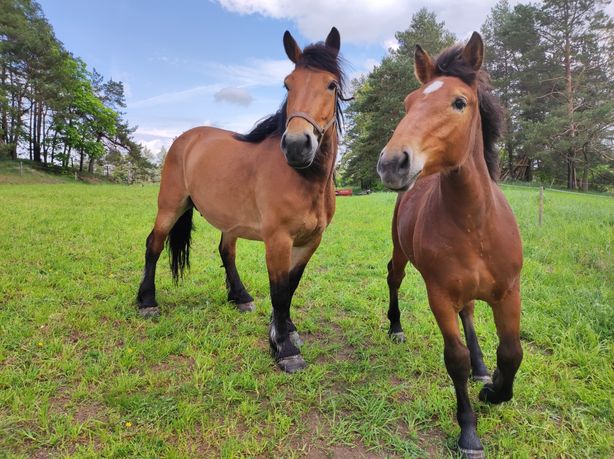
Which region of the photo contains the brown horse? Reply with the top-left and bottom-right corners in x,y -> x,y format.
137,27 -> 346,373
377,33 -> 523,458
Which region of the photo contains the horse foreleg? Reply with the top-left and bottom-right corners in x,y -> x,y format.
460,301 -> 490,382
284,237 -> 321,348
265,233 -> 306,373
219,233 -> 255,312
386,245 -> 408,343
479,282 -> 523,404
430,291 -> 484,458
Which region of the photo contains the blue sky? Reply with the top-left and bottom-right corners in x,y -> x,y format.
38,0 -> 611,155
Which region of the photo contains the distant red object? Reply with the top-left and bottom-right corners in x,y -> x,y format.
335,189 -> 353,196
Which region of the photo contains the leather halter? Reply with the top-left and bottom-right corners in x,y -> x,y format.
285,110 -> 336,140
285,88 -> 337,143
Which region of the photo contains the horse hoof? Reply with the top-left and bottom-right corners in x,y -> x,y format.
458,447 -> 485,459
277,355 -> 307,373
479,384 -> 511,404
138,306 -> 160,318
389,331 -> 406,343
472,374 -> 492,383
235,301 -> 255,313
289,331 -> 303,348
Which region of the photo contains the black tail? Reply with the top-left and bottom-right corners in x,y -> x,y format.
167,206 -> 194,283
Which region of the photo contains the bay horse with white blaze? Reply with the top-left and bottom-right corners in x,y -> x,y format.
377,33 -> 523,458
137,28 -> 346,373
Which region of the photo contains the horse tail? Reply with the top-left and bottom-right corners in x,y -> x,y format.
167,205 -> 194,283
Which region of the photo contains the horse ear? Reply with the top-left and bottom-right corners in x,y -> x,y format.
462,32 -> 484,70
414,44 -> 434,84
283,30 -> 302,63
325,27 -> 341,55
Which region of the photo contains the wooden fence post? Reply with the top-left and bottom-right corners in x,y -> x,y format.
20,161 -> 23,176
538,186 -> 544,226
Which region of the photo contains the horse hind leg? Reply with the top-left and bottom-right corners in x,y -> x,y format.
137,197 -> 192,317
219,233 -> 255,312
479,284 -> 523,404
460,301 -> 490,382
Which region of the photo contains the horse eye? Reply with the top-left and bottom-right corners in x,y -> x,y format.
283,82 -> 289,91
328,81 -> 338,91
453,98 -> 467,111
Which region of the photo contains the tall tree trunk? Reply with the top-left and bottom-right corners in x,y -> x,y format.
567,157 -> 576,189
33,100 -> 42,162
88,156 -> 95,173
79,149 -> 84,172
29,102 -> 34,160
563,9 -> 577,190
582,150 -> 589,191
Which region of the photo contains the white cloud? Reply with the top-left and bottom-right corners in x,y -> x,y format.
135,127 -> 183,139
214,87 -> 255,106
140,138 -> 167,154
215,0 -> 525,44
384,38 -> 400,51
203,58 -> 293,87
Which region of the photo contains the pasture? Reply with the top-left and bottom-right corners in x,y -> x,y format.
0,183 -> 612,457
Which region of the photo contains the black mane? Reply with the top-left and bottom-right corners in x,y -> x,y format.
433,45 -> 504,181
234,43 -> 347,143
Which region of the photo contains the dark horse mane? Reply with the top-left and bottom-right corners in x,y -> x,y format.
433,44 -> 504,181
234,43 -> 347,143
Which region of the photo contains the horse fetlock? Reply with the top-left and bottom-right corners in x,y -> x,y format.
137,290 -> 157,309
471,363 -> 491,382
288,330 -> 303,347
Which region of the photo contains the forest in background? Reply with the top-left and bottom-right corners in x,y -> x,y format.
341,0 -> 614,191
0,0 -> 157,182
2,0 -> 613,190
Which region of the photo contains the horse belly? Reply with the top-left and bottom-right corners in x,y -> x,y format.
184,136 -> 263,240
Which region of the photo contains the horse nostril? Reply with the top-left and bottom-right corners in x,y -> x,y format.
281,134 -> 287,150
304,134 -> 311,150
399,151 -> 410,170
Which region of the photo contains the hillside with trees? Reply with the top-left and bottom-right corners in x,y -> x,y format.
0,0 -> 157,182
340,0 -> 614,191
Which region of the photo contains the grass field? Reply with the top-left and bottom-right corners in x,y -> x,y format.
0,182 -> 612,458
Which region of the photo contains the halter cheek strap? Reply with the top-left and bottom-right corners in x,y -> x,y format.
285,111 -> 337,139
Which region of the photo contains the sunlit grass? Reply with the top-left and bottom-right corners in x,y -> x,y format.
0,183 -> 612,457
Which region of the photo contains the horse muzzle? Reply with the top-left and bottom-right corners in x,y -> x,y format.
377,148 -> 422,191
281,131 -> 318,169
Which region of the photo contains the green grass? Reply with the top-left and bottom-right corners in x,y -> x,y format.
0,183 -> 612,458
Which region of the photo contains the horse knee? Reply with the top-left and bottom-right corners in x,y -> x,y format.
444,339 -> 471,381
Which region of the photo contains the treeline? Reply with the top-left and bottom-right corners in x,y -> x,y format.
0,0 -> 157,182
341,0 -> 614,191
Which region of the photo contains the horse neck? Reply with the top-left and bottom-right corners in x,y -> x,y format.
303,129 -> 337,185
439,122 -> 494,227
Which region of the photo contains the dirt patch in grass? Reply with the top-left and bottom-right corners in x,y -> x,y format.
149,354 -> 196,373
417,427 -> 450,458
73,400 -> 107,423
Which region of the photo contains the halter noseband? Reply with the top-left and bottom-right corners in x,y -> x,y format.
285,87 -> 338,143
285,111 -> 336,140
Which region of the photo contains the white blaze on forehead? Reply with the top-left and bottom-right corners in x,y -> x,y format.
423,80 -> 444,95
